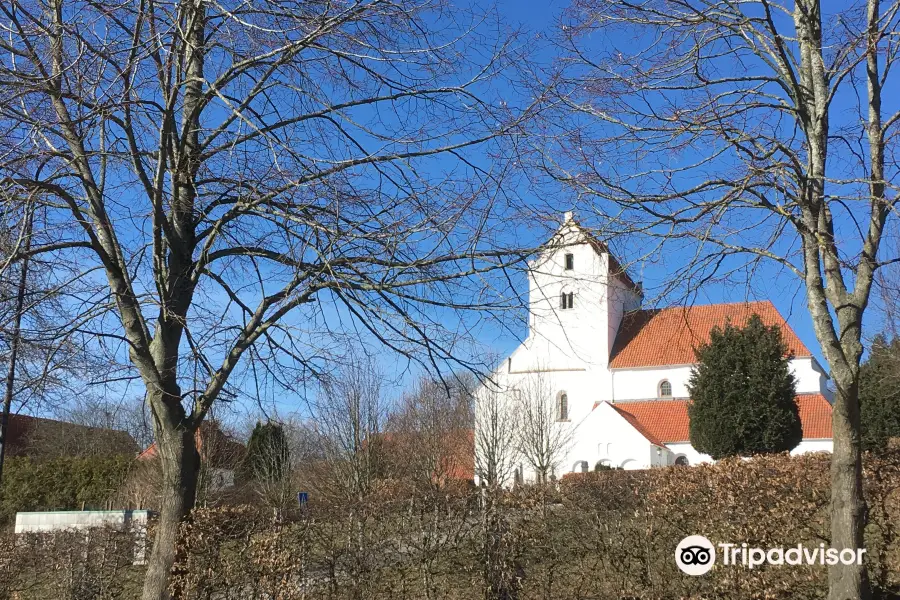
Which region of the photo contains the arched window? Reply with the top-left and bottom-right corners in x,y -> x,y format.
573,460 -> 588,473
559,290 -> 575,310
557,392 -> 569,421
674,455 -> 689,467
659,380 -> 672,398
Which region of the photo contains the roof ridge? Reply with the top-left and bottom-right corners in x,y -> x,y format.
623,299 -> 773,314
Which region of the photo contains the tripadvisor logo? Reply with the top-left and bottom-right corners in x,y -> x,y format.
675,535 -> 867,576
675,535 -> 716,575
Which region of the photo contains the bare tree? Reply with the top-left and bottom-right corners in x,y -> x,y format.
545,1 -> 900,597
0,203 -> 30,484
59,395 -> 154,451
313,357 -> 387,503
515,369 -> 573,485
387,374 -> 474,490
0,0 -> 537,596
474,381 -> 520,489
1,196 -> 110,478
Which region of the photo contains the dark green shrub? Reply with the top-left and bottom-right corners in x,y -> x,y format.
240,421 -> 289,483
0,455 -> 132,522
688,314 -> 802,458
860,335 -> 900,451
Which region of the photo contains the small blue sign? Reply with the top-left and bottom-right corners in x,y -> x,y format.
297,492 -> 309,506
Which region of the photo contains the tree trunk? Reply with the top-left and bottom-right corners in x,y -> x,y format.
829,379 -> 871,600
142,425 -> 200,600
0,209 -> 31,485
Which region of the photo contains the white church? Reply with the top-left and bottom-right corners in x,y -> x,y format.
476,212 -> 833,483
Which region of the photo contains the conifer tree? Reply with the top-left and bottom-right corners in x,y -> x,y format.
241,422 -> 290,483
859,336 -> 900,451
688,314 -> 801,459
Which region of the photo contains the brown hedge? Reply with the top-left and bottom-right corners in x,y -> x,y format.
2,450 -> 898,599
167,451 -> 900,600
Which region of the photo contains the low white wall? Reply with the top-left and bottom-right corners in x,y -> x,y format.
14,509 -> 150,533
666,439 -> 832,466
15,510 -> 152,564
792,439 -> 833,455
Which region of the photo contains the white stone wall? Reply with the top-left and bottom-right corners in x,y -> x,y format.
664,439 -> 834,467
14,509 -> 151,533
664,442 -> 713,466
525,224 -> 610,374
568,402 -> 671,471
15,510 -> 152,564
791,357 -> 832,397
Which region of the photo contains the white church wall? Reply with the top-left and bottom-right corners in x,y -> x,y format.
611,357 -> 828,401
665,442 -> 713,466
790,357 -> 831,395
792,439 -> 833,455
501,368 -> 604,428
611,365 -> 693,401
565,402 -> 665,472
665,439 -> 833,467
526,223 -> 612,374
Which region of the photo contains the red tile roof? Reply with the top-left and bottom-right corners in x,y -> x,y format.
138,421 -> 245,468
609,301 -> 812,369
794,394 -> 834,439
603,394 -> 832,444
3,414 -> 137,457
607,403 -> 667,446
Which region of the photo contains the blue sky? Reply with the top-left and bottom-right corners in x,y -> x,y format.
160,0 -> 885,419
17,0 -> 899,428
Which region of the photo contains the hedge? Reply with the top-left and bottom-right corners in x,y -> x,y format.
1,450 -> 899,599
0,455 -> 133,523
167,451 -> 900,600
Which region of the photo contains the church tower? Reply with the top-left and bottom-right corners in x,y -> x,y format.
523,212 -> 641,372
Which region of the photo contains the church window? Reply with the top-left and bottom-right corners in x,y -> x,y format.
565,253 -> 574,270
560,291 -> 575,310
659,380 -> 672,398
674,455 -> 689,467
557,392 -> 569,421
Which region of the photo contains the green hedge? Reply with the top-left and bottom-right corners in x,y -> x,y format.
0,455 -> 132,523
